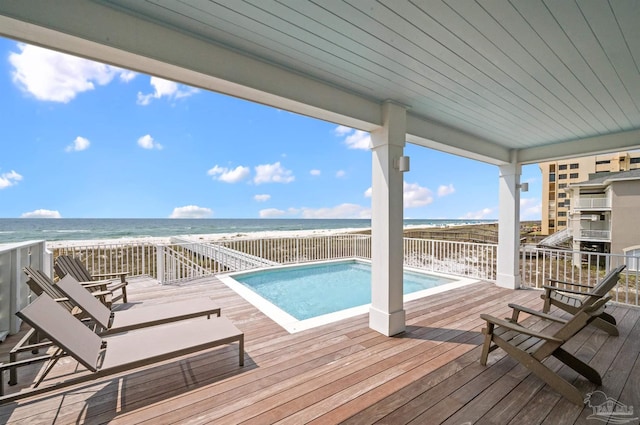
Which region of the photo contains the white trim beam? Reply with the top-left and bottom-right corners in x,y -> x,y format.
518,129 -> 640,164
0,1 -> 379,132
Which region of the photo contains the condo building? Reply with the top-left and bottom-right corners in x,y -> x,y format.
539,151 -> 640,236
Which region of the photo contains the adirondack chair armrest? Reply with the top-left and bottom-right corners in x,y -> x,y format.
53,297 -> 70,303
480,314 -> 564,343
90,290 -> 112,298
507,303 -> 567,323
91,271 -> 128,283
547,279 -> 595,290
542,285 -> 600,296
78,281 -> 109,293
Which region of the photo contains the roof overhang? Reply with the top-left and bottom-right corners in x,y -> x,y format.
2,0 -> 640,166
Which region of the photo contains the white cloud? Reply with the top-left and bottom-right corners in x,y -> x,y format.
300,203 -> 371,219
65,136 -> 90,152
336,170 -> 346,178
207,165 -> 251,183
137,134 -> 163,150
335,126 -> 371,150
169,205 -> 213,218
254,194 -> 271,202
520,197 -> 541,220
460,208 -> 494,220
0,170 -> 23,189
137,76 -> 199,105
119,71 -> 137,82
310,169 -> 321,176
9,44 -> 133,103
364,182 -> 433,208
334,125 -> 352,136
20,209 -> 61,218
403,182 -> 434,208
259,208 -> 287,218
254,162 -> 295,185
437,184 -> 455,197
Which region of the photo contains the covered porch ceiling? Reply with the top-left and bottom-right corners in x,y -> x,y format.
1,0 -> 640,166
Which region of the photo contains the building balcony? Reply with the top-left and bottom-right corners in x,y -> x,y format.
573,197 -> 611,210
574,229 -> 611,242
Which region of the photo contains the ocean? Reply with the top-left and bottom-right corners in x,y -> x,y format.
0,218 -> 494,244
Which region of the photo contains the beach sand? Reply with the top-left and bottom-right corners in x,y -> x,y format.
45,221 -> 503,248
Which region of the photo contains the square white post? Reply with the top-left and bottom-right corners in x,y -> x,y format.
497,158 -> 522,289
369,101 -> 407,336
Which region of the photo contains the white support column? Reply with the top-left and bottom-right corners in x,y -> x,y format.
369,101 -> 407,336
497,157 -> 522,289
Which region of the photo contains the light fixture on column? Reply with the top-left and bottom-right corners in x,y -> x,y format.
517,182 -> 529,192
395,156 -> 410,172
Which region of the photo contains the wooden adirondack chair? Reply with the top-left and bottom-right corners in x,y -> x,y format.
539,265 -> 625,336
54,255 -> 128,303
480,296 -> 610,405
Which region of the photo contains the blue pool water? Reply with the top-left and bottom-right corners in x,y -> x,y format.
232,260 -> 455,320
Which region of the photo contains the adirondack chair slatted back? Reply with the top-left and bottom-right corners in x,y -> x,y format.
534,296 -> 610,360
22,266 -> 75,313
55,255 -> 93,282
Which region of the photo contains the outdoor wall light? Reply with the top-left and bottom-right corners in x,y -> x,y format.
518,182 -> 529,192
396,156 -> 410,172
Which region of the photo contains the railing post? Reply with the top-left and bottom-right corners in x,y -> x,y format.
156,245 -> 164,284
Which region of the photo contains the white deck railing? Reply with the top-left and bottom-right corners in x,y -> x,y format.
520,246 -> 639,306
48,236 -> 639,307
0,241 -> 51,340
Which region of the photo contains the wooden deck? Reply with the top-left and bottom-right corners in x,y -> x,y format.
0,275 -> 638,424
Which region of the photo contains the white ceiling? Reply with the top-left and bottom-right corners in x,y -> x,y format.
2,0 -> 640,165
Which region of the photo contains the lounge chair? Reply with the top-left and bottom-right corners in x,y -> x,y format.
480,296 -> 610,405
538,264 -> 625,336
55,274 -> 221,335
54,255 -> 128,303
0,293 -> 243,403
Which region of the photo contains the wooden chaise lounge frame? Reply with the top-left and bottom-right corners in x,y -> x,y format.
0,294 -> 243,403
539,264 -> 625,336
55,255 -> 128,303
480,296 -> 610,405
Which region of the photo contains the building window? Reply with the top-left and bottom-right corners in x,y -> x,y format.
559,164 -> 567,170
558,193 -> 567,198
558,211 -> 566,217
631,157 -> 640,164
549,220 -> 555,228
596,160 -> 610,165
558,221 -> 567,226
570,173 -> 579,179
549,173 -> 556,182
559,183 -> 567,189
570,163 -> 579,169
559,174 -> 567,180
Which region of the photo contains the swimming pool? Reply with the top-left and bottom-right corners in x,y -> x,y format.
219,259 -> 478,333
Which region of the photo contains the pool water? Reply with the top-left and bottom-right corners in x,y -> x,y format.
233,260 -> 455,320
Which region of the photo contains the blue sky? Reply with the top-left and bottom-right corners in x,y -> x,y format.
0,38 -> 541,220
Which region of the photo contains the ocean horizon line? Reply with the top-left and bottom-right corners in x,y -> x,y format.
0,218 -> 498,245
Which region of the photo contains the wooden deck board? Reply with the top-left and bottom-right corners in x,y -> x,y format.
0,275 -> 638,425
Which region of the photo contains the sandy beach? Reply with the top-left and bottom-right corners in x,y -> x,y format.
45,221 -> 502,249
